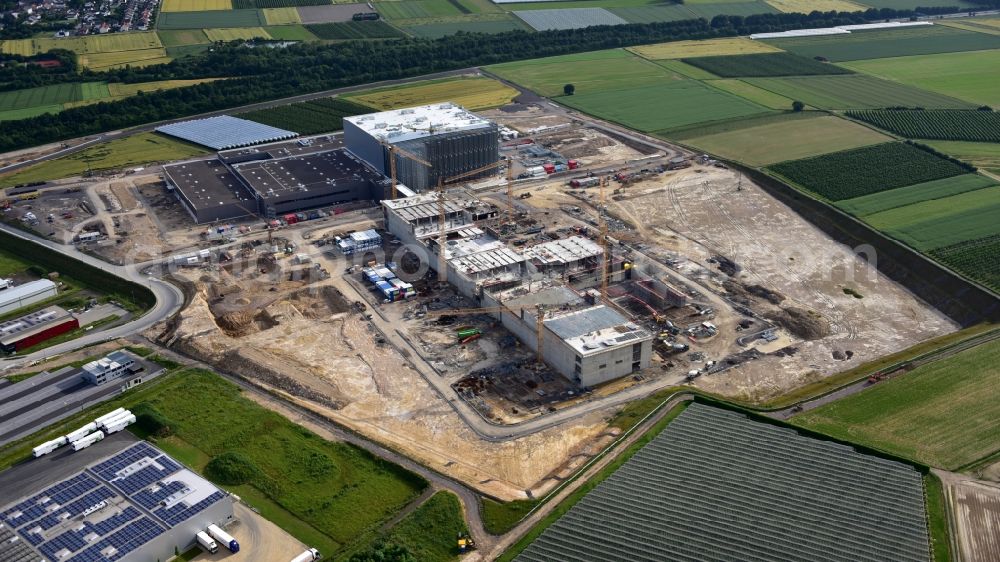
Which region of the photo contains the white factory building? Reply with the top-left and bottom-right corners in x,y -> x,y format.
344,103 -> 500,192
0,279 -> 58,315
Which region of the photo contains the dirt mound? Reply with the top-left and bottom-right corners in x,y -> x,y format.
765,307 -> 830,340
723,280 -> 785,305
712,255 -> 741,277
216,310 -> 257,337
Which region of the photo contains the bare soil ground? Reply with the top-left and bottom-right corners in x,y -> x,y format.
945,476 -> 1000,562
189,503 -> 304,562
159,268 -> 613,501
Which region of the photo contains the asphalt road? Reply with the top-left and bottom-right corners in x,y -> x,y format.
0,223 -> 184,370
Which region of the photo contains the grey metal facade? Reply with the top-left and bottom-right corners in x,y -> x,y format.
394,125 -> 500,191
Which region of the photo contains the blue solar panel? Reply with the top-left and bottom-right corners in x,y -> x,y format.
89,442 -> 161,481
67,517 -> 165,562
156,115 -> 298,150
132,480 -> 187,511
39,527 -> 88,559
154,491 -> 225,526
2,473 -> 100,529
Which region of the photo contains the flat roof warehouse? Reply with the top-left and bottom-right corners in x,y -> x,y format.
343,103 -> 493,144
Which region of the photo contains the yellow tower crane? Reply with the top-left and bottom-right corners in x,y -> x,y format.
381,141 -> 432,200
599,175 -> 610,304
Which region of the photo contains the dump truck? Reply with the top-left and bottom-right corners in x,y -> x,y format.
290,548 -> 322,562
196,531 -> 218,554
208,524 -> 240,553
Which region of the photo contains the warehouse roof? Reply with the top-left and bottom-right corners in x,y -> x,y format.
156,116 -> 298,150
345,103 -> 493,144
524,236 -> 602,267
163,159 -> 256,212
232,148 -> 385,203
0,279 -> 57,306
0,306 -> 74,346
545,305 -> 629,340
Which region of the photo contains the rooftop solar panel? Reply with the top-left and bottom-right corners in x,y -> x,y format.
156,115 -> 298,150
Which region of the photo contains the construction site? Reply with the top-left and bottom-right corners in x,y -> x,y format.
2,97 -> 959,504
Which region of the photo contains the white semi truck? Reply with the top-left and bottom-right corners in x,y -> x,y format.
196,531 -> 219,554
97,410 -> 132,431
71,431 -> 104,451
93,408 -> 127,426
103,414 -> 136,435
65,422 -> 98,443
290,548 -> 321,562
32,436 -> 68,458
208,524 -> 240,553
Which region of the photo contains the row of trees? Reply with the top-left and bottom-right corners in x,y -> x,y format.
0,5 -> 988,151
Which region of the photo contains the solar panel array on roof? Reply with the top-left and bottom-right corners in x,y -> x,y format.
156,115 -> 298,150
515,403 -> 931,562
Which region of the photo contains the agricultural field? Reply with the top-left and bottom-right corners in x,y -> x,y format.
681,52 -> 853,77
488,49 -> 676,97
0,32 -> 162,55
768,142 -> 970,201
305,21 -> 405,38
264,24 -> 319,39
859,0 -> 980,8
793,338 -> 1000,470
744,74 -> 973,109
161,0 -> 233,10
703,78 -> 799,109
514,8 -> 626,30
926,140 -> 1000,175
846,110 -> 1000,143
204,27 -> 273,41
608,4 -> 698,23
565,80 -> 770,133
764,25 -> 1000,62
240,97 -> 371,134
0,83 -> 108,113
930,234 -> 1000,293
157,9 -> 267,29
835,174 -> 997,216
765,0 -> 866,10
350,491 -> 467,562
156,29 -> 211,47
628,37 -> 781,60
863,186 -> 1000,251
79,49 -> 171,71
681,0 -> 778,18
347,76 -> 518,110
842,50 -> 1000,109
262,7 -> 303,24
403,17 -> 526,37
234,0 -> 336,6
376,0 -> 466,19
0,133 -> 207,187
680,114 -> 891,166
941,17 -> 1000,36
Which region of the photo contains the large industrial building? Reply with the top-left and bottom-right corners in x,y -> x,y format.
344,103 -> 500,192
0,279 -> 58,315
0,441 -> 235,562
0,306 -> 78,353
382,192 -> 653,387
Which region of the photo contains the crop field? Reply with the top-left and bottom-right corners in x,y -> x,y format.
514,8 -> 627,31
864,186 -> 1000,251
926,140 -> 1000,174
157,29 -> 211,46
262,7 -> 303,24
608,5 -> 696,23
842,50 -> 1000,109
765,0 -> 866,11
682,114 -> 891,166
704,78 -> 799,108
264,24 -> 319,39
234,0 -> 333,6
682,52 -> 853,77
794,338 -> 1000,470
859,0 -> 979,8
930,234 -> 1000,292
941,17 -> 1000,36
764,25 -> 1000,62
403,18 -> 526,37
847,110 -> 1000,143
204,27 -> 273,41
0,31 -> 163,57
681,0 -> 778,18
161,0 -> 233,10
488,50 -> 676,97
514,404 -> 931,562
305,21 -> 405,38
107,78 -> 221,97
769,142 -> 970,201
0,133 -> 207,187
835,174 -> 997,217
653,59 -> 718,79
498,0 -> 669,11
377,0 -> 466,19
347,76 -> 518,110
628,37 -> 781,59
240,97 -> 370,134
744,75 -> 973,109
78,49 -> 171,70
0,82 -> 108,112
564,80 -> 770,133
0,106 -> 62,121
157,9 -> 267,29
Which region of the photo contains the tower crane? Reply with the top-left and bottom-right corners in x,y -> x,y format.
381,141 -> 432,200
441,157 -> 515,227
599,175 -> 610,304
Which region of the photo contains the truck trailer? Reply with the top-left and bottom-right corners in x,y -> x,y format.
71,431 -> 104,451
65,422 -> 98,443
98,411 -> 134,432
103,414 -> 136,434
93,408 -> 127,426
32,436 -> 68,458
290,548 -> 321,562
196,531 -> 219,554
208,524 -> 240,553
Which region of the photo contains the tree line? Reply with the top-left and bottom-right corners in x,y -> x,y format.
0,5 -> 987,152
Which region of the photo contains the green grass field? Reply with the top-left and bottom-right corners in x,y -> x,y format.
488,49 -> 674,97
0,133 -> 206,187
305,21 -> 405,39
241,97 -> 370,134
367,492 -> 466,562
765,25 -> 1000,62
0,83 -> 108,112
0,249 -> 31,278
769,141 -> 970,201
857,0 -> 979,8
682,52 -> 853,77
703,79 -> 800,109
377,0 -> 466,19
835,174 -> 997,216
609,4 -> 698,22
682,114 -> 890,166
156,29 -> 211,46
263,24 -> 319,40
157,9 -> 266,28
926,140 -> 1000,175
204,27 -> 273,41
744,74 -> 973,109
793,338 -> 1000,470
565,79 -> 771,133
842,49 -> 1000,109
346,76 -> 518,110
403,18 -> 526,37
865,185 -> 1000,250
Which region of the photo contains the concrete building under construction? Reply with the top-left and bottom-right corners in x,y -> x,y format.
344,103 -> 499,192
